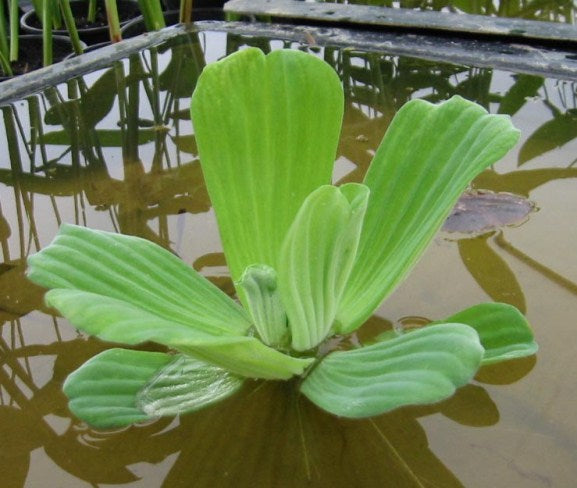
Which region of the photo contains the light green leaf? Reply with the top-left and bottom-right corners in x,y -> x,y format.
64,349 -> 242,429
137,355 -> 244,417
46,289 -> 313,380
235,264 -> 288,347
439,302 -> 538,365
27,224 -> 250,336
300,323 -> 483,418
278,184 -> 369,351
63,348 -> 174,429
338,96 -> 521,332
190,48 -> 344,287
181,335 -> 314,381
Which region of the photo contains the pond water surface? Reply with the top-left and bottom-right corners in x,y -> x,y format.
312,0 -> 577,24
1,28 -> 577,487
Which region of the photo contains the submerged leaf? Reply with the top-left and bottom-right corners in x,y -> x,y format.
65,349 -> 242,430
137,355 -> 244,417
438,302 -> 538,365
301,323 -> 484,418
27,224 -> 251,336
191,48 -> 344,288
46,289 -> 313,380
338,96 -> 520,332
278,184 -> 369,351
63,348 -> 174,429
443,190 -> 535,234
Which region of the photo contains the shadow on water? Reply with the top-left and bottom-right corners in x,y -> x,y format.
0,23 -> 576,487
0,325 -> 534,488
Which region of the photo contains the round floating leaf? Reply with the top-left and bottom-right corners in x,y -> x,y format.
63,348 -> 175,429
65,349 -> 243,430
443,190 -> 535,234
301,323 -> 484,418
438,302 -> 538,365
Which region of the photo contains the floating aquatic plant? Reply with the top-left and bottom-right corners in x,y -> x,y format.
27,48 -> 538,429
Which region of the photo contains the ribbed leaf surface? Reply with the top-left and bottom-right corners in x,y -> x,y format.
46,289 -> 314,380
278,184 -> 369,351
64,349 -> 242,429
137,355 -> 243,417
63,348 -> 174,429
235,264 -> 288,347
190,48 -> 343,285
440,302 -> 538,365
27,224 -> 250,335
338,96 -> 520,333
301,323 -> 484,418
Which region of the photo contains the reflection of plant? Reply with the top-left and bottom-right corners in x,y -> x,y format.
323,0 -> 575,23
27,48 -> 537,429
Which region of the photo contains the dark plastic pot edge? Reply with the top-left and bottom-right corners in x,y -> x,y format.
0,34 -> 87,81
20,0 -> 142,45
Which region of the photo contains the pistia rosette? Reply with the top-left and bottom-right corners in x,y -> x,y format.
27,48 -> 537,429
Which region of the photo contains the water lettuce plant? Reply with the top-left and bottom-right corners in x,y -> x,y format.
27,48 -> 538,429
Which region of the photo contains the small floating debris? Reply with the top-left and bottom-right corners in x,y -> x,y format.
443,190 -> 536,235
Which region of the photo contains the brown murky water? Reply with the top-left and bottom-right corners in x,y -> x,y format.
1,27 -> 577,488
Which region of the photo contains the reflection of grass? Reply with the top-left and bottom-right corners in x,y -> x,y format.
0,39 -> 215,483
0,33 -> 210,249
319,0 -> 576,24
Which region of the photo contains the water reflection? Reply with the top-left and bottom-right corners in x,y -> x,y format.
0,30 -> 575,486
313,0 -> 577,24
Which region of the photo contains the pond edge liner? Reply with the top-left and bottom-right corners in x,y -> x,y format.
205,21 -> 577,82
225,0 -> 577,47
0,25 -> 185,105
2,20 -> 577,105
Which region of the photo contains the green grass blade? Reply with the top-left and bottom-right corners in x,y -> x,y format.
301,323 -> 483,418
190,48 -> 343,287
137,0 -> 166,31
278,184 -> 369,351
46,289 -> 313,380
59,0 -> 84,55
438,302 -> 538,365
105,0 -> 122,43
27,224 -> 251,336
338,96 -> 520,332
